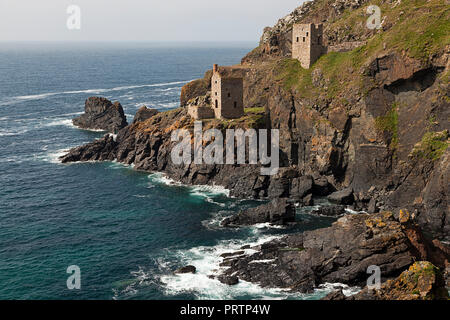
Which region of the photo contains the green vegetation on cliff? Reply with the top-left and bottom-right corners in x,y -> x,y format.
411,130 -> 449,160
375,103 -> 399,150
276,0 -> 449,99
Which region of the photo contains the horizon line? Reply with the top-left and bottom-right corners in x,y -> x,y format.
0,40 -> 258,43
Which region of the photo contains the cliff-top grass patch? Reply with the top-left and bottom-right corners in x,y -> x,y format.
386,3 -> 450,61
276,59 -> 313,98
357,0 -> 450,62
411,130 -> 449,161
315,50 -> 358,98
245,107 -> 265,114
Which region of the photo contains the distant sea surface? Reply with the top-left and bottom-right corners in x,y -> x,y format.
0,42 -> 343,300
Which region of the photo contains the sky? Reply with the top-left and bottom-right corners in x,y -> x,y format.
0,0 -> 305,42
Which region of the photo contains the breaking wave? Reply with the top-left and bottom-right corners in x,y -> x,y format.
0,80 -> 192,107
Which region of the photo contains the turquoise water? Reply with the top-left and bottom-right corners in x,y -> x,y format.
0,42 -> 337,300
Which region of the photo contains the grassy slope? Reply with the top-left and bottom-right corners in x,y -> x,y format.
277,0 -> 450,99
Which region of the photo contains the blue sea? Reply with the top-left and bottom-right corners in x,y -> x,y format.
0,42 -> 346,300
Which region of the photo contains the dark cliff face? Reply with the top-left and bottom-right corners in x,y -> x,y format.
62,0 -> 449,240
251,50 -> 449,240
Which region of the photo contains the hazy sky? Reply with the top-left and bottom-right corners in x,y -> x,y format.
0,0 -> 305,42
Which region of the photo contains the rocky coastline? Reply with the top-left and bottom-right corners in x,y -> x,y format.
60,0 -> 449,299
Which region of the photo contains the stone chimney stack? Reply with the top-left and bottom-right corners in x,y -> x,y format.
213,64 -> 218,73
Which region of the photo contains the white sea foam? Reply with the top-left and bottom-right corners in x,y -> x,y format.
79,127 -> 107,132
0,129 -> 29,136
157,234 -> 360,300
107,160 -> 134,170
149,172 -> 231,208
156,87 -> 182,92
149,172 -> 182,186
157,234 -> 302,300
316,282 -> 361,297
0,80 -> 193,107
108,133 -> 118,141
345,208 -> 366,214
149,173 -> 230,198
41,148 -> 72,164
43,119 -> 74,128
0,155 -> 30,164
248,259 -> 276,264
189,184 -> 230,198
252,222 -> 287,230
201,210 -> 234,229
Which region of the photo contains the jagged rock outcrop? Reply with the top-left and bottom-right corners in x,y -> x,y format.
327,187 -> 354,205
60,134 -> 117,163
72,97 -> 128,133
221,198 -> 295,227
133,106 -> 159,123
324,261 -> 449,300
215,212 -> 449,293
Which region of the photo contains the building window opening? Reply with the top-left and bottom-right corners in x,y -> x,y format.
303,37 -> 305,42
234,102 -> 237,108
215,100 -> 218,108
296,37 -> 299,42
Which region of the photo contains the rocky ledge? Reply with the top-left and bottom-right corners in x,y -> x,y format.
214,211 -> 449,293
221,198 -> 295,227
73,97 -> 128,133
324,261 -> 449,300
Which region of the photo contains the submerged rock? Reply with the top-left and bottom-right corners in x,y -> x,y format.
73,97 -> 128,133
221,198 -> 295,227
218,275 -> 239,286
311,205 -> 346,216
174,265 -> 196,274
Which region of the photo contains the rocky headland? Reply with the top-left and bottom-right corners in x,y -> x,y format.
60,0 -> 449,299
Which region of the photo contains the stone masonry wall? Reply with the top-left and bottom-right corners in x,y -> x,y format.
220,78 -> 244,119
188,105 -> 215,120
292,23 -> 324,69
211,71 -> 244,119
